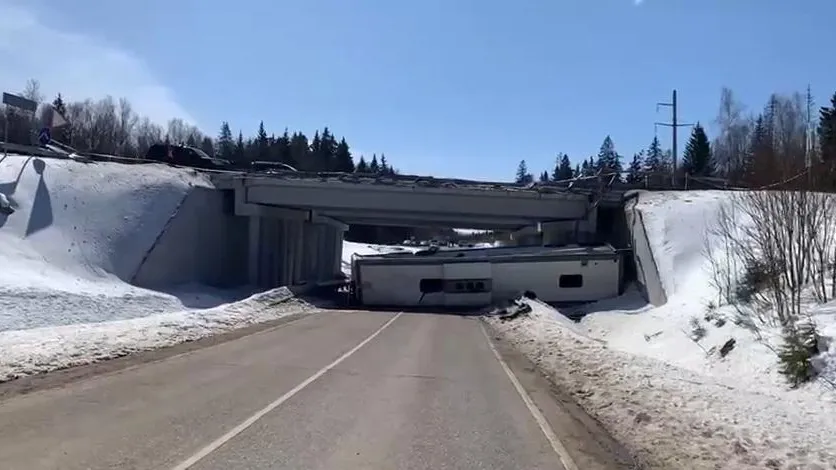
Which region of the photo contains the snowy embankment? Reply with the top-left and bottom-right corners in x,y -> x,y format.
0,155 -> 311,381
488,191 -> 836,469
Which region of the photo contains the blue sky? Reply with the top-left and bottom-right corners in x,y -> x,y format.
1,0 -> 833,180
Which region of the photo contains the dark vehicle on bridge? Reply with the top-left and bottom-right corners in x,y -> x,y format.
249,160 -> 298,173
145,144 -> 231,170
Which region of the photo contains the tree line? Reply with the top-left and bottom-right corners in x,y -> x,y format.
0,79 -> 397,175
514,86 -> 836,190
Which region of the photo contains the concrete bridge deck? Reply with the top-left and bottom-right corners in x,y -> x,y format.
213,171 -> 623,230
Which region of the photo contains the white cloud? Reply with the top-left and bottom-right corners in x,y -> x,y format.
0,2 -> 193,126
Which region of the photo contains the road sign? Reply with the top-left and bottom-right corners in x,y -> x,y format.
2,92 -> 37,113
38,127 -> 51,146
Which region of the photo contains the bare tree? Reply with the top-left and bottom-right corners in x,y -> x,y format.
713,88 -> 752,182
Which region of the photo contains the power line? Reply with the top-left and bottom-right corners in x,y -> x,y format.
654,89 -> 693,185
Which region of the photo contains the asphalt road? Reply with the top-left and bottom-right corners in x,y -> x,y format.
0,310 -> 632,470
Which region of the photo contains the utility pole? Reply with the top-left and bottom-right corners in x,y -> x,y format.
655,89 -> 692,186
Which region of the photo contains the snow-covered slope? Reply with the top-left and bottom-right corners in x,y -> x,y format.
489,299 -> 836,469
0,155 -> 310,380
0,155 -> 215,331
490,190 -> 836,468
578,191 -> 836,391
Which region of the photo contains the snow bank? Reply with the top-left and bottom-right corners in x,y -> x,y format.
0,155 -> 248,332
0,287 -> 314,381
0,155 -> 298,381
490,190 -> 836,468
488,300 -> 836,469
574,191 -> 836,391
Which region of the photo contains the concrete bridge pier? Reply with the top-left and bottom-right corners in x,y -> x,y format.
247,215 -> 345,289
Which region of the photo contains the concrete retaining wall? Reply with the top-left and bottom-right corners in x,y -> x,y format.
132,187 -> 249,288
624,192 -> 667,306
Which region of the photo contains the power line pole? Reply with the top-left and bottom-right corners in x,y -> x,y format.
655,89 -> 692,186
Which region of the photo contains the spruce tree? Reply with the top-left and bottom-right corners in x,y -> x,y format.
626,151 -> 645,184
380,154 -> 389,174
289,132 -> 310,170
681,123 -> 713,176
369,154 -> 380,173
817,92 -> 836,172
644,136 -> 664,174
334,137 -> 355,172
273,129 -> 292,166
595,136 -> 623,180
552,153 -> 573,181
515,159 -> 533,184
356,156 -> 369,173
255,121 -> 269,161
217,122 -> 234,161
538,170 -> 549,182
234,131 -> 246,163
51,93 -> 68,142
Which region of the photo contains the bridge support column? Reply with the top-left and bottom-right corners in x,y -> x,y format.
246,210 -> 347,288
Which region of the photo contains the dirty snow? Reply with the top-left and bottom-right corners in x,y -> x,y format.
0,155 -> 311,381
489,190 -> 836,469
0,287 -> 314,381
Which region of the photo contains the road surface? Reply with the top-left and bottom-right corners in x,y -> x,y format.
0,310 -> 633,470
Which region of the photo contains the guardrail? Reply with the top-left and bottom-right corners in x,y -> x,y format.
2,141 -> 761,195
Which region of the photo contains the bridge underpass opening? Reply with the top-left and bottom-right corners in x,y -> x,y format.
215,173 -> 626,293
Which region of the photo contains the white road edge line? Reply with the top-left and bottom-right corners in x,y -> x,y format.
170,311 -> 404,470
479,321 -> 580,470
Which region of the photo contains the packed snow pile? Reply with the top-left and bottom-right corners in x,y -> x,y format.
488,190 -> 836,468
0,287 -> 314,381
0,154 -> 230,331
0,155 -> 315,381
487,299 -> 836,469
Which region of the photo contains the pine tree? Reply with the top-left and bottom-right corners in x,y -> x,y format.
644,136 -> 664,174
217,122 -> 234,161
595,136 -> 623,181
580,159 -> 590,176
681,123 -> 713,176
334,137 -> 355,172
234,131 -> 246,163
255,121 -> 269,161
515,159 -> 533,184
817,92 -> 836,171
289,132 -> 310,170
317,127 -> 337,171
538,170 -> 550,182
51,93 -> 68,142
626,151 -> 645,184
380,154 -> 389,174
552,153 -> 573,181
51,93 -> 66,116
273,129 -> 292,166
356,155 -> 369,173
369,154 -> 380,173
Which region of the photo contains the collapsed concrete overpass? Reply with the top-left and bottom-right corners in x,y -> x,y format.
215,172 -> 601,229
212,171 -> 622,289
